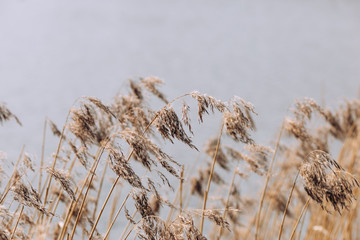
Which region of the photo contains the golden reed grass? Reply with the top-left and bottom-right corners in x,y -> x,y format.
0,78 -> 359,239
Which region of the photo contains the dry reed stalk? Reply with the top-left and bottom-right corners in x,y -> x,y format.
124,197 -> 162,240
165,187 -> 180,224
119,209 -> 138,240
347,142 -> 359,173
278,171 -> 299,239
243,207 -> 258,239
330,189 -> 359,239
31,157 -> 69,239
0,145 -> 24,204
264,203 -> 281,238
42,156 -> 77,225
304,206 -> 325,239
295,204 -> 308,240
4,203 -> 21,230
346,194 -> 360,237
57,198 -> 76,240
289,198 -> 310,240
217,167 -> 238,240
103,194 -> 131,240
337,133 -> 356,164
200,123 -> 224,235
179,165 -> 184,214
88,174 -> 121,239
58,146 -> 103,240
42,112 -> 70,223
122,218 -> 145,240
68,147 -> 104,240
10,205 -> 24,240
38,119 -> 47,194
255,122 -> 284,239
47,189 -> 63,225
91,160 -> 108,220
330,213 -> 346,239
106,187 -> 122,231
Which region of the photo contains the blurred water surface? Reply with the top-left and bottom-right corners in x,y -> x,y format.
1,0 -> 360,166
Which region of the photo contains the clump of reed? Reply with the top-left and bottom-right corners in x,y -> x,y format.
0,77 -> 359,240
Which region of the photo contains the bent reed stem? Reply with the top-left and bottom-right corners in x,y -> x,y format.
255,122 -> 284,239
200,123 -> 224,235
217,166 -> 238,240
278,171 -> 299,240
290,198 -> 311,240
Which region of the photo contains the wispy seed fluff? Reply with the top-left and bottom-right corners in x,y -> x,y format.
155,106 -> 197,150
141,76 -> 168,103
106,145 -> 144,190
299,150 -> 359,213
190,91 -> 227,122
12,182 -> 50,216
46,168 -> 76,201
0,102 -> 22,126
223,97 -> 256,144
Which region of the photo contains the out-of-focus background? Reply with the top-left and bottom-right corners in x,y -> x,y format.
1,0 -> 360,160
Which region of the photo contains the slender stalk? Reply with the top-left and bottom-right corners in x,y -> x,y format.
0,145 -> 25,204
42,112 -> 70,224
200,123 -> 224,235
58,147 -> 103,240
179,165 -> 184,214
255,122 -> 284,239
88,174 -> 121,240
42,97 -> 86,208
217,167 -> 238,239
69,148 -> 104,239
290,198 -> 310,240
337,121 -> 357,164
43,156 -> 76,224
10,205 -> 24,240
47,189 -> 63,225
5,204 -> 21,229
58,198 -> 76,240
92,160 -> 108,220
123,222 -> 140,240
278,171 -> 299,240
106,187 -> 122,231
119,209 -> 138,240
296,202 -> 308,240
43,123 -> 66,203
266,204 -> 280,238
39,119 -> 47,195
166,188 -> 180,224
104,194 -> 131,240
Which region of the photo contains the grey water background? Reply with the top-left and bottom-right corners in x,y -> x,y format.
1,0 -> 360,235
1,0 -> 360,159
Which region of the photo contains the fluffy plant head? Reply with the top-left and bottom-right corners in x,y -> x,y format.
0,102 -> 21,126
299,150 -> 359,213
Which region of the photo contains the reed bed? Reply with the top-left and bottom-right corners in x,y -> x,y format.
0,77 -> 359,239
